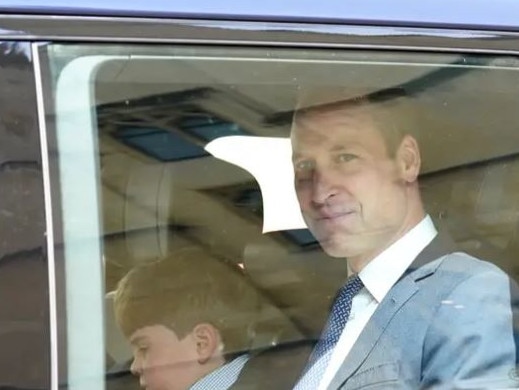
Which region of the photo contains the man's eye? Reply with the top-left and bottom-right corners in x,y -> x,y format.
294,160 -> 314,171
336,153 -> 357,163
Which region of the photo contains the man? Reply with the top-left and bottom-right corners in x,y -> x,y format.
113,247 -> 265,390
290,90 -> 518,389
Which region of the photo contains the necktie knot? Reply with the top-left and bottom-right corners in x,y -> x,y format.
336,274 -> 364,309
324,274 -> 364,343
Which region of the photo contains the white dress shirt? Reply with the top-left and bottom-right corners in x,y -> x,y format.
313,215 -> 438,390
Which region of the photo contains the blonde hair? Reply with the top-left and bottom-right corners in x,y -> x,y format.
114,247 -> 263,356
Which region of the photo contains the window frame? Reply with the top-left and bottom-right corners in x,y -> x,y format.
17,13 -> 519,390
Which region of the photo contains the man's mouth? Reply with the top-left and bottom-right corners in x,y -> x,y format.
316,210 -> 355,221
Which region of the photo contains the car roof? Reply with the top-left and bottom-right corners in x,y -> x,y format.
1,0 -> 519,32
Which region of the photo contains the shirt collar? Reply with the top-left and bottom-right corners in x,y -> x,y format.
357,215 -> 438,303
190,354 -> 249,390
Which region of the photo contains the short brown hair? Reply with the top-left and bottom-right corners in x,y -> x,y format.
292,87 -> 420,157
113,247 -> 263,356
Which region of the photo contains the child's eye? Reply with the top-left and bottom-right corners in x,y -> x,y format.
134,344 -> 149,355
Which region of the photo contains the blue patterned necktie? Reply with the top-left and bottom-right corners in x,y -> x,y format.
295,274 -> 364,390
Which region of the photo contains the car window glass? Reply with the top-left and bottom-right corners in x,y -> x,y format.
43,44 -> 519,390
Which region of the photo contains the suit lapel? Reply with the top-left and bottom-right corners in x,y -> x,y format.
402,232 -> 457,279
328,232 -> 457,389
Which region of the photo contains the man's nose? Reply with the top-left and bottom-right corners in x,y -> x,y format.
311,168 -> 339,205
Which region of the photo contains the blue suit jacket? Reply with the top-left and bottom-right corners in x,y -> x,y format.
328,234 -> 519,389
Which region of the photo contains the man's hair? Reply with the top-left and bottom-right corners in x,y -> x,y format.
292,87 -> 420,157
113,247 -> 263,356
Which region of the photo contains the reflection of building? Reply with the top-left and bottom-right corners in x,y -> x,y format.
96,86 -> 314,270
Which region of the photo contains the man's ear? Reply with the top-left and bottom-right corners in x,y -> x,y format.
192,323 -> 222,364
396,134 -> 421,182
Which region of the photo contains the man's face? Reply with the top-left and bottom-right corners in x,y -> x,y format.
291,105 -> 418,263
129,325 -> 202,390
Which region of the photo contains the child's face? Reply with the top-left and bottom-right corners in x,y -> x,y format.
129,324 -> 202,390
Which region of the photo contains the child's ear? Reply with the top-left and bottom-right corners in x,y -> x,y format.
396,134 -> 421,182
192,323 -> 222,364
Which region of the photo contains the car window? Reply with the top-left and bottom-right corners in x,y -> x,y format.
39,44 -> 519,389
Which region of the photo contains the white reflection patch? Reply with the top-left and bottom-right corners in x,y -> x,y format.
206,136 -> 306,233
